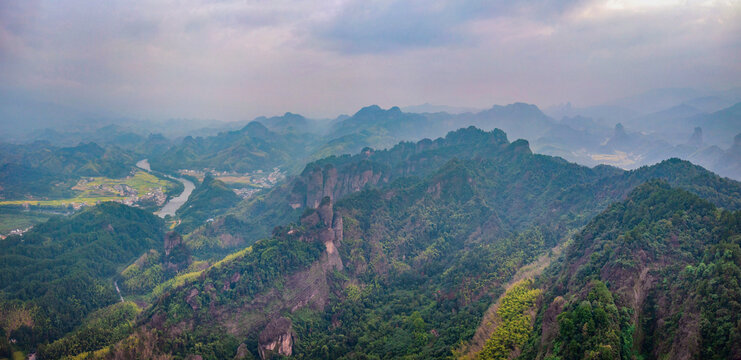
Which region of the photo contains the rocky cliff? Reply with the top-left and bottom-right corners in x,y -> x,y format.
258,317 -> 294,359
288,126 -> 511,209
130,197 -> 346,359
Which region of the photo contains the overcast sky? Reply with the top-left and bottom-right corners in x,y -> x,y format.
0,0 -> 739,121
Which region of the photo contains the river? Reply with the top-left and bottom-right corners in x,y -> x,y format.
136,159 -> 195,218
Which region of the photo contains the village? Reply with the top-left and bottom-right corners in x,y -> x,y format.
178,167 -> 285,199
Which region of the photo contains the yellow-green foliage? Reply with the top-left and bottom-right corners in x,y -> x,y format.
37,301 -> 140,360
480,279 -> 542,360
120,250 -> 164,294
150,269 -> 204,299
212,246 -> 252,269
0,170 -> 177,207
65,346 -> 110,360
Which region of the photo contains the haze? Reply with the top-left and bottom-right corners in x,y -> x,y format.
1,0 -> 739,122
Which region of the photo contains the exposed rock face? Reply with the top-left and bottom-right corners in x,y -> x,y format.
185,288 -> 200,311
258,317 -> 294,359
234,343 -> 250,360
287,127 -> 512,210
163,231 -> 190,273
182,197 -> 346,355
539,296 -> 565,355
164,231 -> 183,256
290,163 -> 385,209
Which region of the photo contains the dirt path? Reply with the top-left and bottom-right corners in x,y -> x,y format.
457,242 -> 565,359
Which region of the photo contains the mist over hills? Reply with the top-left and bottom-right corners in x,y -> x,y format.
4,86 -> 738,180
1,86 -> 740,360
1,0 -> 738,357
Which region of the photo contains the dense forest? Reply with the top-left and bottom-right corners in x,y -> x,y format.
0,203 -> 163,355
517,181 -> 741,359
1,126 -> 740,360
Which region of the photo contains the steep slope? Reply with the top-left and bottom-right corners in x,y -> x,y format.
517,181 -> 741,360
185,127 -> 741,264
93,142 -> 741,359
183,127 -> 516,259
0,203 -> 164,350
454,103 -> 556,142
176,174 -> 240,233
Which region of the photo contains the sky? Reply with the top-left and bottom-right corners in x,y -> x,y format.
0,0 -> 739,121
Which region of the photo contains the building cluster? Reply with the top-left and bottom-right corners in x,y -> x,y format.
0,226 -> 32,240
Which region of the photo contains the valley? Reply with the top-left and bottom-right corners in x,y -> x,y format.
0,99 -> 739,360
1,2 -> 738,358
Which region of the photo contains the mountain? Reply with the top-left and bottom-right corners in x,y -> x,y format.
451,103 -> 556,142
688,133 -> 741,180
402,103 -> 481,114
690,102 -> 741,147
66,127 -> 741,360
254,112 -> 326,135
513,181 -> 741,359
0,203 -> 164,350
332,105 -> 425,135
0,142 -> 136,199
176,174 -> 240,233
611,87 -> 706,114
149,121 -> 314,173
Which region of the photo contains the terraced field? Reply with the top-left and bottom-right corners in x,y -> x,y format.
0,170 -> 179,208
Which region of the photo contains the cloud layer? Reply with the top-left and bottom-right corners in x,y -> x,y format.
0,0 -> 739,121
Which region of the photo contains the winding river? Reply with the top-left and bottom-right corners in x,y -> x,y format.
136,159 -> 195,218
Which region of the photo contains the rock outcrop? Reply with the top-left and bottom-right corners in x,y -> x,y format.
287,127 -> 512,210
258,317 -> 294,359
164,231 -> 183,256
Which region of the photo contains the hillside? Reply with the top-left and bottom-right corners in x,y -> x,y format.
77,130 -> 741,359
0,142 -> 136,199
149,121 -> 314,173
513,181 -> 741,360
182,127 -> 741,263
0,203 -> 164,350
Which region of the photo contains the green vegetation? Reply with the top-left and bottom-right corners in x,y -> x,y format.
119,250 -> 166,295
0,202 -> 163,351
0,142 -> 135,200
176,174 -> 240,233
520,181 -> 741,360
37,301 -> 140,360
0,208 -> 51,234
2,126 -> 741,360
0,170 -> 180,209
480,280 -> 542,360
150,121 -> 313,173
551,281 -> 631,360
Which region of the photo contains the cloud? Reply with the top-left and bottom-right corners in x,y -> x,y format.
0,0 -> 738,124
310,0 -> 584,53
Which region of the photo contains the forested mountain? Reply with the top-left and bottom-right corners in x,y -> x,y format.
0,203 -> 163,353
0,142 -> 136,199
515,181 -> 741,360
176,174 -> 240,233
1,118 -> 739,360
149,121 -> 315,173
31,126 -> 735,360
180,127 -> 741,263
